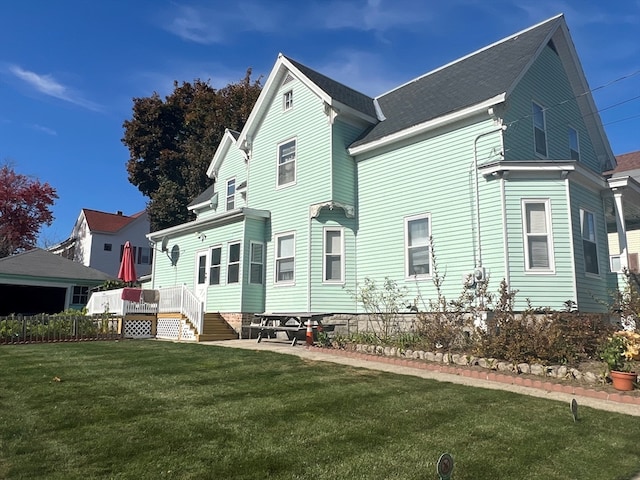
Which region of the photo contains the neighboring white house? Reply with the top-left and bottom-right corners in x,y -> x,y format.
49,209 -> 152,278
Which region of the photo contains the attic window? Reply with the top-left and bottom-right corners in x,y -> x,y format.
547,39 -> 558,55
283,90 -> 293,111
104,243 -> 112,251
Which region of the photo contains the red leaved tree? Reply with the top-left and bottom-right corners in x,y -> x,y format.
0,164 -> 58,258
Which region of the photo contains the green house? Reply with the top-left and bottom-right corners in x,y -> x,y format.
147,14 -> 636,339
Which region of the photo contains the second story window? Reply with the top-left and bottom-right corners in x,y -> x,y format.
532,102 -> 547,157
277,139 -> 296,187
283,90 -> 293,111
226,178 -> 236,210
568,127 -> 580,161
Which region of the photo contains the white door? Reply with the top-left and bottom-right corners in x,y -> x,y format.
194,250 -> 209,305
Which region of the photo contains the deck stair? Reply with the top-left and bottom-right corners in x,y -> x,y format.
195,313 -> 238,341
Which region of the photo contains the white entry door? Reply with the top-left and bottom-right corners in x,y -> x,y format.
194,250 -> 209,305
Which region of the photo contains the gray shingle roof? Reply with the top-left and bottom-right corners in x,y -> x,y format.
188,184 -> 216,208
350,15 -> 561,148
0,249 -> 113,281
284,56 -> 378,119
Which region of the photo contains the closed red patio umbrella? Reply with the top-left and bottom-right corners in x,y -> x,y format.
118,241 -> 137,284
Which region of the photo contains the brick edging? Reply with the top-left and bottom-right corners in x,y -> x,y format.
307,346 -> 640,406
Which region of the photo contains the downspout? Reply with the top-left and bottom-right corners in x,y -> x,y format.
473,123 -> 508,269
307,213 -> 312,313
499,173 -> 510,288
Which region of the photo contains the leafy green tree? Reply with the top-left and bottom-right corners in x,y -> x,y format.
0,163 -> 58,258
122,70 -> 262,230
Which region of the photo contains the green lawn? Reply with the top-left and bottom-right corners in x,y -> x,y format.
0,341 -> 639,479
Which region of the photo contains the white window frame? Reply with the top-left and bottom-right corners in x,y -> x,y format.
404,214 -> 431,279
209,245 -> 222,286
276,138 -> 297,188
226,178 -> 236,210
532,101 -> 548,158
249,241 -> 264,285
323,227 -> 344,283
227,241 -> 241,284
522,199 -> 555,273
283,90 -> 293,111
568,126 -> 580,161
580,209 -> 599,276
274,232 -> 295,285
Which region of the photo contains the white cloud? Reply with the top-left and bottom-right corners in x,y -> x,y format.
160,3 -> 281,44
318,0 -> 434,32
8,65 -> 102,112
30,124 -> 57,136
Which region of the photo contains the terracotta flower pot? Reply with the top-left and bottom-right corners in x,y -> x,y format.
610,370 -> 637,391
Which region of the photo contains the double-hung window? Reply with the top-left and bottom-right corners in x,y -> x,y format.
324,228 -> 344,283
568,127 -> 580,161
532,102 -> 547,157
226,178 -> 236,210
277,139 -> 296,187
209,246 -> 221,285
275,233 -> 295,283
523,200 -> 553,271
581,209 -> 599,275
405,214 -> 431,277
227,242 -> 240,284
250,242 -> 264,284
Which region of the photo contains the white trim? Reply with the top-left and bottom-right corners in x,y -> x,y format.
209,245 -> 222,286
521,199 -> 555,273
274,231 -> 296,285
226,177 -> 236,211
349,95 -> 505,156
249,241 -> 265,285
276,137 -> 297,188
283,89 -> 293,111
579,208 -> 600,277
568,125 -> 580,161
147,208 -> 270,241
207,129 -> 239,179
227,241 -> 241,284
532,100 -> 548,158
323,227 -> 344,284
404,213 -> 431,280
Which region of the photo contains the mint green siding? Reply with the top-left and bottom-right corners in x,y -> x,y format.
248,76 -> 343,312
504,44 -> 599,172
569,182 -> 612,311
503,177 -> 576,309
309,209 -> 357,312
241,217 -> 267,313
356,118 -> 503,307
331,119 -> 362,206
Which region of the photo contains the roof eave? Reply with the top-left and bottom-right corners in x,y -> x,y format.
349,94 -> 506,156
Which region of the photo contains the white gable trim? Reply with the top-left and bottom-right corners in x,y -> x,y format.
206,129 -> 239,179
237,54 -> 377,150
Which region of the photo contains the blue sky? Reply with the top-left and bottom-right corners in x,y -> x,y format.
1,1 -> 639,246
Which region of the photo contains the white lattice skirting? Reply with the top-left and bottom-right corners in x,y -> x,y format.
123,320 -> 153,339
156,317 -> 196,341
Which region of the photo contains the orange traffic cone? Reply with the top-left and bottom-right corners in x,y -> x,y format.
306,319 -> 313,346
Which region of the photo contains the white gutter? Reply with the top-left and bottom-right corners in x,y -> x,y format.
349,94 -> 506,156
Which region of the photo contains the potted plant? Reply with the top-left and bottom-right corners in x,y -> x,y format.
599,331 -> 640,391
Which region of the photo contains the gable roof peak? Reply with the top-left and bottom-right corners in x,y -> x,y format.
377,14 -> 564,100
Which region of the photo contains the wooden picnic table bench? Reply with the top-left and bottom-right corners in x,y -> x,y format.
249,313 -> 334,346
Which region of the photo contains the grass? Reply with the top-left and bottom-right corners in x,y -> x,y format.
0,341 -> 639,479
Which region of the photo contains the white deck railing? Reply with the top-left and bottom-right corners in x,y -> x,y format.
85,289 -> 159,316
158,285 -> 204,334
86,286 -> 204,335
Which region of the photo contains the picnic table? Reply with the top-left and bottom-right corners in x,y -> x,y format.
249,313 -> 334,346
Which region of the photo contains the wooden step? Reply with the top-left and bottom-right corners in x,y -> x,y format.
196,332 -> 238,342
